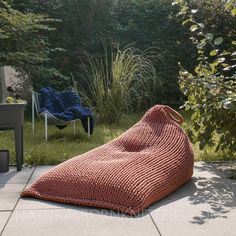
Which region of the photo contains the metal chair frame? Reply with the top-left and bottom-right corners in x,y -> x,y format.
32,91 -> 91,141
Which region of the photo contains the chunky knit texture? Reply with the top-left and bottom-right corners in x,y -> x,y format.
21,105 -> 194,215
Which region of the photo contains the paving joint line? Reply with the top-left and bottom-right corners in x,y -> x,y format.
0,166 -> 37,236
149,212 -> 162,236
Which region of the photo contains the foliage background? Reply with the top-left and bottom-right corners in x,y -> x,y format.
1,0 -> 236,161
175,0 -> 236,153
11,0 -> 195,107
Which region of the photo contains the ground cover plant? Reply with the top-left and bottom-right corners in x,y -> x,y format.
0,112 -> 235,166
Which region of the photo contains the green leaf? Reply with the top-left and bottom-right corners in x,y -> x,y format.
232,41 -> 236,45
191,9 -> 198,14
231,8 -> 236,17
223,100 -> 232,109
190,25 -> 198,32
210,50 -> 218,56
198,23 -> 204,28
177,11 -> 185,16
209,61 -> 219,72
221,63 -> 229,67
218,57 -> 225,63
197,41 -> 206,49
198,50 -> 203,54
223,66 -> 232,71
181,6 -> 189,12
194,64 -> 201,73
191,112 -> 198,121
182,19 -> 190,25
214,37 -> 223,45
225,2 -> 231,11
205,33 -> 214,41
220,51 -> 231,56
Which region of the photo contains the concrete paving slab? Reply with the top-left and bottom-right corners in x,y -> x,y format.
149,162 -> 236,236
16,166 -> 59,210
2,208 -> 159,236
29,166 -> 55,183
0,212 -> 11,234
2,162 -> 235,236
0,184 -> 26,211
16,196 -> 65,210
0,167 -> 34,184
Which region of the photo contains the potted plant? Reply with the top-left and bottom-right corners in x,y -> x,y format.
3,86 -> 27,104
0,86 -> 27,171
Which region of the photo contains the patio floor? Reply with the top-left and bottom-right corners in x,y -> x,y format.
0,162 -> 235,236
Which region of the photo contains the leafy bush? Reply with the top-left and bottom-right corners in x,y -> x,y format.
0,0 -> 66,100
79,43 -> 163,123
12,0 -> 195,106
174,0 -> 236,154
0,0 -> 56,67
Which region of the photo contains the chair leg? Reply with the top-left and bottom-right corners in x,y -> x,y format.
73,121 -> 76,135
45,113 -> 48,142
88,117 -> 90,138
32,93 -> 35,137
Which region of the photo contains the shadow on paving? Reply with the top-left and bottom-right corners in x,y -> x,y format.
148,163 -> 236,225
0,166 -> 35,188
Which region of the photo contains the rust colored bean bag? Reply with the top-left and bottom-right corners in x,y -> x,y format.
21,105 -> 194,215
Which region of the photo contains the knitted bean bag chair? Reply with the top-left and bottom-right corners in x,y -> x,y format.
21,105 -> 194,215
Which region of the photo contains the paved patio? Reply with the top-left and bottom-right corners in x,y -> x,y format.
0,162 -> 235,236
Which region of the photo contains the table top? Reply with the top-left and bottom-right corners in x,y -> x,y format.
0,103 -> 26,107
0,103 -> 26,110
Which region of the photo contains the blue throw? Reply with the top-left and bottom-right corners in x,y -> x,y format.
39,87 -> 94,134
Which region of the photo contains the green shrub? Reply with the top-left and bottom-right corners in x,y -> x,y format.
174,0 -> 236,155
12,0 -> 194,107
79,43 -> 163,123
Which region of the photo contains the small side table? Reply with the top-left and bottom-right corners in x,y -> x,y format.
0,104 -> 26,171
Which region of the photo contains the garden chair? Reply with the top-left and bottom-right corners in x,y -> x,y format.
32,91 -> 91,141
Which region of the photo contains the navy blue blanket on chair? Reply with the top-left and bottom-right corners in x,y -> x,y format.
39,87 -> 94,134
